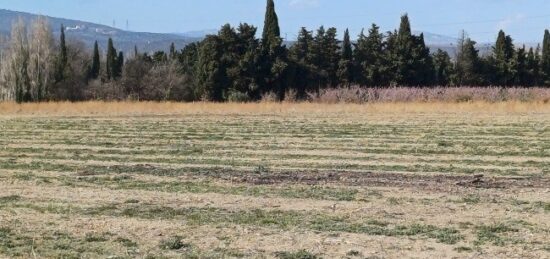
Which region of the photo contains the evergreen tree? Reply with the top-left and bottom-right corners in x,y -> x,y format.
453,32 -> 483,85
337,28 -> 354,86
116,51 -> 124,77
262,0 -> 281,52
542,30 -> 550,85
54,24 -> 67,82
432,49 -> 453,86
260,0 -> 288,100
196,35 -> 227,101
515,46 -> 528,86
492,30 -> 516,86
354,24 -> 387,86
525,46 -> 541,86
169,42 -> 177,60
90,41 -> 100,79
288,27 -> 315,96
105,38 -> 117,80
309,26 -> 340,88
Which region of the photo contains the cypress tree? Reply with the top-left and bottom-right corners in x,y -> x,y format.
169,42 -> 177,60
116,51 -> 124,78
541,30 -> 550,85
260,0 -> 287,100
262,0 -> 281,52
90,41 -> 100,79
493,30 -> 516,85
391,14 -> 415,85
106,38 -> 117,80
54,24 -> 67,82
337,28 -> 353,86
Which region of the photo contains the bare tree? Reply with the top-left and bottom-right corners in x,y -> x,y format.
0,18 -> 31,102
28,16 -> 54,101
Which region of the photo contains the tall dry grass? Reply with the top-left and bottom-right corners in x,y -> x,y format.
307,86 -> 550,103
0,100 -> 548,117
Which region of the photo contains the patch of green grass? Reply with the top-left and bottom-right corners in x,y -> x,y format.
275,250 -> 319,259
475,223 -> 519,246
0,195 -> 21,203
460,194 -> 481,204
454,246 -> 473,252
84,232 -> 110,242
159,236 -> 191,250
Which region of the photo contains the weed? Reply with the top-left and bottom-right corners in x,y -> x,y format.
159,236 -> 191,250
275,250 -> 319,259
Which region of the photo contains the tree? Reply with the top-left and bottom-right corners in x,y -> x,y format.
89,41 -> 100,79
105,38 -> 118,80
542,30 -> 550,85
116,51 -> 124,77
288,27 -> 315,97
309,26 -> 340,88
1,18 -> 31,102
54,24 -> 67,83
169,42 -> 177,60
492,30 -> 516,86
432,49 -> 453,86
337,28 -> 353,86
260,0 -> 288,100
453,32 -> 483,85
262,0 -> 281,52
354,24 -> 388,86
525,46 -> 541,86
196,35 -> 227,101
29,17 -> 54,101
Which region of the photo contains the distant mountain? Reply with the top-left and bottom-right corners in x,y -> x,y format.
0,9 -> 201,54
176,29 -> 219,38
1,9 -> 507,57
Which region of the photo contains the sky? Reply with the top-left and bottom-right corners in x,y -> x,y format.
1,0 -> 550,43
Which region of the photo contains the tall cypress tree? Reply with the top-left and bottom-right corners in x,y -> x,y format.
337,28 -> 353,86
90,41 -> 100,79
116,51 -> 124,78
54,24 -> 67,82
262,0 -> 281,52
260,0 -> 287,99
106,38 -> 117,80
541,30 -> 550,85
354,24 -> 387,86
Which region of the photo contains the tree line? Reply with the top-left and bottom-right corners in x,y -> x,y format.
1,0 -> 550,103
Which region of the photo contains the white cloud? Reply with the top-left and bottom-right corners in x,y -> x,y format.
496,14 -> 525,31
289,0 -> 320,9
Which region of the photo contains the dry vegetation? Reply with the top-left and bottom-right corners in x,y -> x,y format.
0,101 -> 549,258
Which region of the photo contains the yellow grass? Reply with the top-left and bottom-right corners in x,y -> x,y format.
0,100 -> 549,117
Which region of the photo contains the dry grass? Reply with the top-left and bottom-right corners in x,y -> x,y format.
0,100 -> 549,117
0,102 -> 548,258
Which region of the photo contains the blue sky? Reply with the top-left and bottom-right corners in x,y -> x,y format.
2,0 -> 550,43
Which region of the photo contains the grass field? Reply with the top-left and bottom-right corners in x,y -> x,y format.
0,102 -> 549,258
